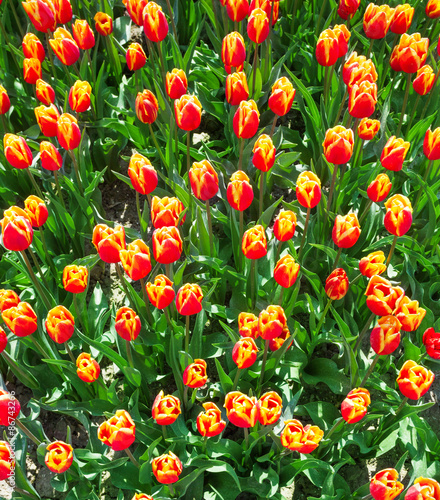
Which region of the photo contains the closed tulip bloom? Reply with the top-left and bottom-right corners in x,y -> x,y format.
23,57 -> 42,84
57,113 -> 81,150
221,32 -> 246,68
0,441 -> 14,481
296,171 -> 322,208
226,72 -> 249,105
423,128 -> 440,160
274,254 -> 300,288
40,141 -> 62,170
4,134 -> 33,169
98,410 -> 136,450
24,195 -> 48,228
242,224 -> 267,259
22,0 -> 56,32
268,77 -> 296,116
405,477 -> 440,500
35,104 -> 60,137
224,391 -> 258,427
132,495 -> 154,500
176,283 -> 203,315
135,89 -> 159,124
63,265 -> 88,293
151,196 -> 185,228
370,315 -> 401,355
316,28 -> 339,67
390,4 -> 414,34
152,226 -> 183,264
397,360 -> 434,400
2,302 -> 37,337
426,0 -> 440,17
189,160 -> 219,200
152,390 -> 181,425
252,134 -> 275,172
183,359 -> 208,388
197,402 -> 226,437
257,391 -> 282,425
49,28 -> 80,66
367,174 -> 392,204
0,390 -> 20,426
366,275 -> 405,316
390,33 -> 429,73
332,213 -> 361,248
69,80 -> 92,113
273,210 -> 296,241
359,251 -> 387,278
92,224 -> 126,263
238,312 -> 259,339
175,94 -> 202,131
152,452 -> 182,484
341,388 -> 371,423
258,305 -> 287,340
325,268 -> 349,300
36,79 -> 55,105
22,33 -> 45,62
125,0 -> 148,25
0,327 -> 7,354
53,0 -> 72,24
384,194 -> 412,237
45,441 -> 73,474
337,0 -> 361,19
333,24 -> 351,58
394,295 -> 426,332
232,337 -> 258,369
45,305 -> 75,344
323,126 -> 354,164
128,153 -> 158,195
249,0 -> 279,25
120,239 -> 151,281
146,274 -> 175,309
115,306 -> 141,341
363,4 -> 394,39
280,419 -> 324,453
227,171 -> 254,211
0,289 -> 20,313
247,8 -> 269,44
413,65 -> 435,96
165,68 -> 187,99
143,2 -> 168,42
72,20 -> 95,50
358,118 -> 380,140
76,352 -> 100,383
226,0 -> 249,21
423,327 -> 440,360
380,137 -> 410,171
348,81 -> 377,118
343,52 -> 366,85
233,99 -> 260,139
1,212 -> 33,252
94,12 -> 113,36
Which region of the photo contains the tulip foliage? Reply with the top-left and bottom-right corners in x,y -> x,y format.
0,0 -> 440,499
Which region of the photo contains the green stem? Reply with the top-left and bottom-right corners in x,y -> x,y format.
9,0 -> 25,38
406,94 -> 421,135
333,247 -> 342,270
298,207 -> 311,261
232,368 -> 241,391
413,159 -> 434,213
252,43 -> 258,98
26,168 -> 44,200
326,163 -> 339,214
257,339 -> 270,396
314,298 -> 332,337
15,419 -> 42,446
333,89 -> 349,127
386,235 -> 398,265
259,171 -> 265,218
126,340 -> 134,368
38,227 -> 57,277
396,73 -> 411,137
250,259 -> 257,309
68,150 -> 84,194
324,416 -> 344,443
136,191 -> 145,237
20,250 -> 52,309
64,342 -> 76,363
125,448 -> 140,468
165,0 -> 178,40
148,123 -> 167,170
185,315 -> 190,361
354,312 -> 375,352
269,115 -> 277,137
359,199 -> 373,224
157,40 -> 167,93
30,335 -> 51,359
359,354 -> 380,387
28,246 -> 49,290
53,171 -> 66,209
315,0 -> 328,36
239,210 -> 244,271
140,277 -> 154,325
205,200 -> 214,256
115,263 -> 131,302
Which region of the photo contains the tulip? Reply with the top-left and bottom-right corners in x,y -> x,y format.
23,196 -> 48,228
295,171 -> 322,208
341,387 -> 370,423
274,254 -> 300,288
405,477 -> 440,500
135,90 -> 159,124
257,391 -> 282,425
183,359 -> 208,388
115,307 -> 141,341
175,94 -> 202,131
250,0 -> 279,25
23,58 -> 42,84
132,495 -> 154,500
252,134 -> 275,172
258,305 -> 287,340
53,0 -> 72,24
36,79 -> 55,105
325,268 -> 349,300
45,305 -> 75,344
22,0 -> 56,32
337,0 -> 360,19
268,77 -> 296,116
221,32 -> 246,69
413,65 -> 435,96
151,452 -> 183,484
347,62 -> 378,92
423,327 -> 440,360
232,337 -> 258,369
226,0 -> 249,22
280,419 -> 324,453
426,0 -> 440,18
367,174 -> 392,203
146,274 -> 175,309
384,194 -> 412,237
0,289 -> 20,313
390,33 -> 429,73
57,113 -> 81,150
166,68 -> 187,99
224,391 -> 258,427
0,390 -> 20,426
4,134 -> 33,170
40,141 -> 62,171
423,128 -> 440,160
234,99 -> 260,139
127,153 -> 158,195
152,226 -> 183,264
366,275 -> 405,316
151,196 -> 185,228
2,302 -> 37,337
119,239 -> 151,281
197,402 -> 226,437
247,8 -> 269,44
332,213 -> 361,248
0,327 -> 7,354
94,12 -> 113,36
370,469 -> 404,500
370,315 -> 401,355
227,171 -> 254,211
0,441 -> 14,481
333,24 -> 351,58
358,118 -> 380,140
238,312 -> 259,339
226,72 -> 249,105
363,4 -> 394,39
1,212 -> 33,252
315,29 -> 339,67
273,210 -> 296,241
92,224 -> 126,263
143,2 -> 169,42
343,52 -> 367,85
49,28 -> 80,66
189,160 -> 219,200
348,81 -> 377,118
125,0 -> 149,25
176,283 -> 203,315
98,410 -> 136,450
63,265 -> 88,293
76,352 -> 100,383
394,295 -> 426,332
390,4 -> 414,34
397,359 -> 434,400
72,20 -> 95,50
22,33 -> 45,62
69,81 -> 92,113
242,224 -> 267,259
359,251 -> 386,278
380,137 -> 410,172
323,126 -> 354,165
35,104 -> 60,137
152,390 -> 181,425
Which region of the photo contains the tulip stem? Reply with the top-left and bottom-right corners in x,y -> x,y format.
185,315 -> 190,359
314,0 -> 328,36
26,168 -> 44,200
140,278 -> 154,325
30,335 -> 51,359
298,207 -> 311,261
396,73 -> 411,137
183,385 -> 189,412
269,116 -> 277,138
386,235 -> 398,266
28,246 -> 49,290
257,339 -> 270,396
239,210 -> 244,271
323,417 -> 344,445
420,68 -> 440,122
135,191 -> 146,238
333,247 -> 342,270
394,397 -> 409,418
259,171 -> 265,218
359,199 -> 373,225
278,287 -> 284,306
244,427 -> 249,450
148,123 -> 167,171
359,353 -> 380,387
250,259 -> 257,309
165,263 -> 174,281
96,377 -> 108,394
125,448 -> 140,468
232,368 -> 241,391
53,171 -> 66,209
64,342 -> 76,363
205,200 -> 214,256
157,41 -> 167,93
115,263 -> 131,304
38,227 -> 57,277
187,132 -> 192,216
20,251 -> 52,309
263,0 -> 275,80
406,93 -> 421,134
367,39 -> 374,59
252,43 -> 258,98
238,138 -> 244,171
333,89 -> 348,127
326,163 -> 339,215
354,312 -> 375,352
275,240 -> 282,262
68,150 -> 84,195
413,159 -> 434,214
315,298 -> 332,338
73,295 -> 87,333
7,0 -> 24,38
125,340 -> 134,368
165,0 -> 178,41
162,424 -> 168,442
16,419 -> 42,446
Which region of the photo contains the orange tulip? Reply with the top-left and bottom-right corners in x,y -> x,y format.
274,254 -> 300,288
224,391 -> 258,427
45,305 -> 75,344
413,65 -> 435,96
23,58 -> 42,84
53,0 -> 72,24
296,171 -> 321,208
247,8 -> 269,44
152,390 -> 181,425
146,274 -> 175,309
341,388 -> 370,423
258,304 -> 287,340
4,134 -> 33,170
363,4 -> 394,39
233,99 -> 260,139
394,295 -> 426,332
380,136 -> 410,171
189,160 -> 219,200
226,0 -> 249,21
98,410 -> 136,450
358,118 -> 380,140
1,210 -> 33,252
166,68 -> 187,99
343,52 -> 366,85
242,224 -> 267,259
22,0 -> 56,32
238,312 -> 259,339
359,251 -> 387,278
24,195 -> 48,228
221,32 -> 246,69
367,173 -> 392,203
125,0 -> 149,25
0,289 -> 20,313
94,12 -> 113,36
176,283 -> 203,315
252,134 -> 275,172
132,494 -> 154,500
0,327 -> 7,354
151,452 -> 182,484
115,306 -> 141,341
49,28 -> 80,66
36,79 -> 55,105
405,477 -> 440,500
257,391 -> 282,425
151,196 -> 185,228
333,24 -> 351,57
323,126 -> 354,164
226,72 -> 249,105
2,301 -> 37,337
63,265 -> 88,293
348,80 -> 377,118
57,113 -> 81,150
0,441 -> 14,481
232,337 -> 258,369
143,2 -> 168,42
40,141 -> 62,171
174,94 -> 202,131
92,224 -> 126,263
128,153 -> 158,195
315,28 -> 339,67
249,0 -> 279,25
183,359 -> 208,388
426,0 -> 440,18
423,127 -> 440,160
337,0 -> 361,20
366,275 -> 405,316
332,213 -> 361,248
268,77 -> 295,116
384,194 -> 412,236
273,210 -> 296,241
280,419 -> 324,453
422,327 -> 440,360
390,4 -> 414,34
152,226 -> 183,264
69,80 -> 92,113
197,402 -> 226,437
0,390 -> 20,426
325,268 -> 349,300
76,352 -> 100,383
135,89 -> 159,124
397,360 -> 434,400
370,315 -> 401,355
22,33 -> 45,62
72,20 -> 95,50
226,170 -> 254,211
45,441 -> 73,474
391,33 -> 429,74
35,104 -> 60,137
119,239 -> 151,281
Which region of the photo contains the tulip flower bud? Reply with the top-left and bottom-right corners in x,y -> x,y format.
0,289 -> 20,313
152,226 -> 183,264
405,477 -> 440,500
53,0 -> 72,24
45,441 -> 74,474
426,0 -> 440,18
115,306 -> 141,341
366,275 -> 405,316
183,359 -> 208,388
69,80 -> 92,113
227,170 -> 253,211
370,315 -> 401,355
125,0 -> 148,25
333,24 -> 351,58
197,402 -> 226,437
94,12 -> 113,36
2,301 -> 37,337
92,224 -> 126,263
394,295 -> 426,332
23,57 -> 42,84
397,359 -> 434,400
24,195 -> 48,228
323,126 -> 354,164
36,79 -> 55,105
1,211 -> 33,252
0,390 -> 20,426
128,153 -> 158,195
63,265 -> 88,293
226,0 -> 249,21
4,134 -> 33,170
35,104 -> 60,137
252,134 -> 275,171
257,391 -> 282,425
380,136 -> 410,172
250,0 -> 279,25
341,388 -> 371,423
295,171 -> 322,208
363,4 -> 394,39
242,224 -> 267,259
359,251 -> 386,278
175,94 -> 202,131
166,68 -> 187,99
120,239 -> 151,281
233,99 -> 260,139
238,312 -> 259,339
280,419 -> 324,453
189,160 -> 219,200
135,89 -> 159,124
22,33 -> 45,62
367,174 -> 392,204
423,127 -> 440,160
258,305 -> 287,340
49,28 -> 80,66
146,274 -> 175,309
337,0 -> 360,19
343,52 -> 367,85
247,8 -> 269,44
176,283 -> 203,316
57,113 -> 81,150
232,337 -> 258,369
384,194 -> 412,237
76,352 -> 100,383
72,20 -> 95,50
390,33 -> 429,73
224,391 -> 258,427
151,196 -> 185,228
40,141 -> 63,171
273,210 -> 297,241
45,305 -> 75,344
0,86 -> 10,116
268,77 -> 296,116
152,452 -> 183,484
226,72 -> 249,105
0,327 -> 7,354
423,327 -> 440,360
316,29 -> 339,67
413,65 -> 435,96
348,80 -> 377,118
0,441 -> 15,481
358,118 -> 380,140
390,4 -> 414,34
22,0 -> 56,32
152,390 -> 181,425
143,2 -> 168,42
221,32 -> 246,69
332,213 -> 361,248
325,268 -> 349,300
98,410 -> 136,450
274,254 -> 300,288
